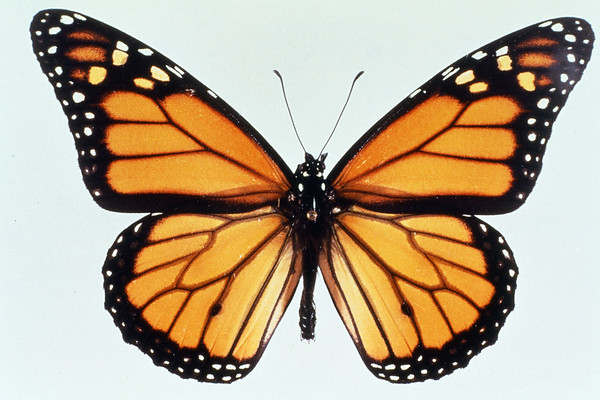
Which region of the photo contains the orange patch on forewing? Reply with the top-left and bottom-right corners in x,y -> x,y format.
423,126 -> 516,160
69,68 -> 86,80
536,74 -> 554,87
66,45 -> 107,62
106,152 -> 282,200
105,123 -> 204,156
159,94 -> 289,190
343,153 -> 513,198
100,92 -> 166,122
67,30 -> 110,42
518,52 -> 557,68
516,37 -> 558,48
335,95 -> 464,185
457,96 -> 522,125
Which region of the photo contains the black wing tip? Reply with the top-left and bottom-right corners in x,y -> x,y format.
539,16 -> 595,48
31,9 -> 80,27
547,16 -> 593,27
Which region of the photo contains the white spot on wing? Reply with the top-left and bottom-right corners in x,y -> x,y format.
60,15 -> 74,25
116,41 -> 129,51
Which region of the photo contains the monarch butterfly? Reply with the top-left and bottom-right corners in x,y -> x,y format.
31,9 -> 593,383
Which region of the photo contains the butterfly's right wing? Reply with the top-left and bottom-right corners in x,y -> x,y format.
31,9 -> 292,213
103,206 -> 301,382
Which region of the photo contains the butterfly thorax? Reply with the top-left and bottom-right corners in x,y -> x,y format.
289,153 -> 331,224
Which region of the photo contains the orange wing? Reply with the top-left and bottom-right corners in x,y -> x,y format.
103,206 -> 301,382
329,17 -> 594,215
31,10 -> 291,213
320,206 -> 517,382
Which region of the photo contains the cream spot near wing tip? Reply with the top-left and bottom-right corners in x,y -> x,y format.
151,65 -> 170,82
469,82 -> 488,93
497,55 -> 512,71
455,70 -> 475,85
517,72 -> 536,91
89,66 -> 107,84
134,77 -> 154,90
112,49 -> 128,66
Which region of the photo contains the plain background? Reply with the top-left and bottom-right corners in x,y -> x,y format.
2,1 -> 599,399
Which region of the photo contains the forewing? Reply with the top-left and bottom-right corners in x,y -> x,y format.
103,207 -> 301,382
320,207 -> 517,382
31,9 -> 291,213
329,17 -> 593,214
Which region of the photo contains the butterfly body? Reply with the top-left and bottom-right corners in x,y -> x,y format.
285,153 -> 332,339
31,10 -> 593,383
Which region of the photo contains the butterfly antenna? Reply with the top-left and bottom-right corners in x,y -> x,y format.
318,71 -> 364,157
274,70 -> 307,154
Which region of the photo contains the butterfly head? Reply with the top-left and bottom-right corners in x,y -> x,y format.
298,153 -> 327,177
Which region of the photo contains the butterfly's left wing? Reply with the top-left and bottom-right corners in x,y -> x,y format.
31,9 -> 292,214
103,207 -> 301,382
328,17 -> 593,215
320,207 -> 517,382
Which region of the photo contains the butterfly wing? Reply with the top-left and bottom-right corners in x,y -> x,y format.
328,17 -> 594,215
320,207 -> 516,382
31,9 -> 292,213
31,9 -> 300,382
103,206 -> 301,382
322,17 -> 593,382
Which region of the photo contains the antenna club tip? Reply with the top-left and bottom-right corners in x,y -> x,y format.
273,69 -> 282,77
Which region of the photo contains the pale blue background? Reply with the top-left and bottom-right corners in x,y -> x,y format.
2,0 -> 599,399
